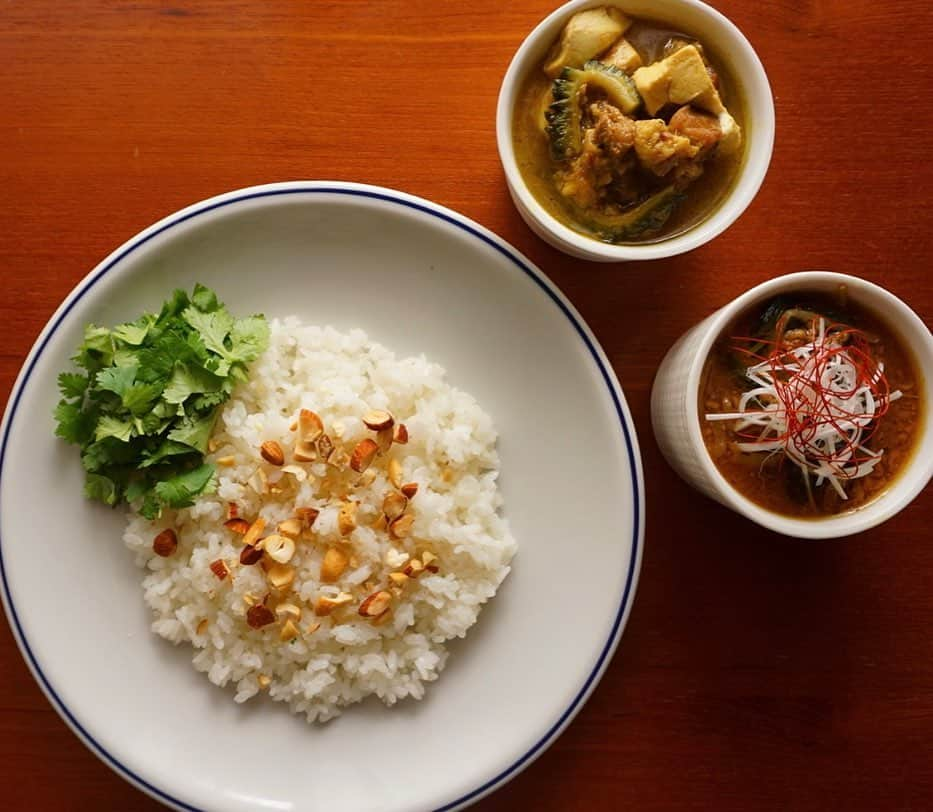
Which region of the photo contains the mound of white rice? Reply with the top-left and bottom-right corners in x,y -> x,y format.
123,319 -> 516,722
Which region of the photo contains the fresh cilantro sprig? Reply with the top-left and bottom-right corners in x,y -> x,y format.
54,284 -> 269,519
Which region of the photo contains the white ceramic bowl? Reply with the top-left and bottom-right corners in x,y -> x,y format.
651,271 -> 933,539
0,182 -> 644,811
496,0 -> 775,261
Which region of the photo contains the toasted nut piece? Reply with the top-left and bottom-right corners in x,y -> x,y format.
331,420 -> 345,438
385,548 -> 410,567
246,603 -> 275,629
224,517 -> 250,534
403,559 -> 424,578
152,529 -> 178,557
277,518 -> 302,539
293,440 -> 317,462
299,409 -> 324,442
289,419 -> 298,432
317,433 -> 335,461
383,492 -> 408,521
257,674 -> 272,688
267,563 -> 295,591
388,571 -> 409,585
264,534 -> 296,564
389,512 -> 414,540
216,455 -> 236,466
208,437 -> 219,453
248,468 -> 268,493
362,409 -> 394,431
356,468 -> 377,487
275,602 -> 302,622
375,427 -> 393,454
227,502 -> 239,519
422,551 -> 439,572
388,458 -> 403,489
393,423 -> 409,444
260,440 -> 285,466
349,438 -> 379,473
372,608 -> 394,626
281,464 -> 307,482
209,559 -> 231,580
196,618 -> 208,635
279,619 -> 300,642
242,592 -> 258,607
328,449 -> 350,470
320,547 -> 349,582
242,517 -> 267,548
314,592 -> 353,616
296,507 -> 320,528
400,482 -> 419,499
338,501 -> 358,537
358,590 -> 392,618
306,621 -> 321,634
372,513 -> 388,531
240,544 -> 264,566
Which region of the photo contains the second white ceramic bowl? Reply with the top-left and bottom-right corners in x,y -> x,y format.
651,271 -> 933,539
496,0 -> 775,261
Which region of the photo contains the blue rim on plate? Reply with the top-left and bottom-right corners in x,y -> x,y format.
0,183 -> 643,811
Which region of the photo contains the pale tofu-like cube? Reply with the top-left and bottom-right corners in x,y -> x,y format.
633,44 -> 725,115
544,7 -> 632,77
717,109 -> 743,155
601,37 -> 643,74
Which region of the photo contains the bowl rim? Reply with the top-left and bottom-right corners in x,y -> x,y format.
0,180 -> 646,811
684,270 -> 933,539
495,0 -> 776,261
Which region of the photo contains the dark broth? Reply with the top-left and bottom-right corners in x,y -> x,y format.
512,13 -> 748,244
699,291 -> 924,518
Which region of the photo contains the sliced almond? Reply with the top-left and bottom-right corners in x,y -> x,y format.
400,482 -> 419,499
403,559 -> 424,578
328,449 -> 350,470
224,517 -> 250,535
383,492 -> 408,521
242,592 -> 258,607
257,673 -> 272,688
349,438 -> 379,473
299,409 -> 324,442
314,592 -> 353,616
385,548 -> 410,568
242,517 -> 267,548
264,534 -> 296,564
317,433 -> 335,461
289,419 -> 298,432
246,603 -> 275,629
393,423 -> 409,444
216,455 -> 236,467
338,501 -> 358,537
227,502 -> 239,519
274,602 -> 302,622
248,468 -> 268,494
387,458 -> 403,489
209,559 -> 231,580
260,440 -> 285,466
281,464 -> 308,482
422,550 -> 439,573
152,528 -> 177,557
196,618 -> 209,635
293,440 -> 317,462
356,468 -> 377,488
277,518 -> 303,539
362,409 -> 394,431
267,563 -> 296,591
389,512 -> 414,540
240,544 -> 264,566
372,608 -> 394,626
388,571 -> 409,585
371,513 -> 388,531
331,420 -> 345,439
358,590 -> 392,618
375,427 -> 393,455
296,507 -> 320,528
321,547 -> 349,582
279,619 -> 300,642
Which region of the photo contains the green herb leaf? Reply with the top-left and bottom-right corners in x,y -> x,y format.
57,372 -> 89,400
84,473 -> 118,506
153,463 -> 216,509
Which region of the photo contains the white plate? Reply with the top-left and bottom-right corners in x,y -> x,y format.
0,182 -> 643,811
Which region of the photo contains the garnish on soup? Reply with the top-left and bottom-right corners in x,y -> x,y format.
700,291 -> 923,517
512,5 -> 745,243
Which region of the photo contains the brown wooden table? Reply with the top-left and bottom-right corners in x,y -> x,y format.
2,1 -> 931,809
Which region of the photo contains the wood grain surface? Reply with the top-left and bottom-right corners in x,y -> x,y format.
1,1 -> 931,809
